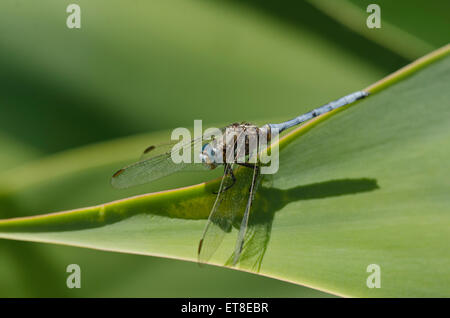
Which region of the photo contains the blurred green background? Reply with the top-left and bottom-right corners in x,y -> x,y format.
0,0 -> 448,297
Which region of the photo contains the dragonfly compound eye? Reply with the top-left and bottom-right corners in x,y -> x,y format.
199,152 -> 211,165
199,144 -> 219,169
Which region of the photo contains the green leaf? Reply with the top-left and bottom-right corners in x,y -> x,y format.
0,46 -> 449,297
346,0 -> 450,49
308,0 -> 449,59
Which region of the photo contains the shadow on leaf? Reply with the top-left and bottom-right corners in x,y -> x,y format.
225,177 -> 379,271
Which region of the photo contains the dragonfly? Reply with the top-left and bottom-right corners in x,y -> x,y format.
111,90 -> 368,265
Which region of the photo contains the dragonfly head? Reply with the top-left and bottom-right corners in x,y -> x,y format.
200,143 -> 219,169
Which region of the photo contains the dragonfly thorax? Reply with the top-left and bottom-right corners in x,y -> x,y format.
200,123 -> 268,169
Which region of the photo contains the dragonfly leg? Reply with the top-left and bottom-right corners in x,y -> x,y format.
222,167 -> 236,192
213,165 -> 236,194
236,162 -> 257,169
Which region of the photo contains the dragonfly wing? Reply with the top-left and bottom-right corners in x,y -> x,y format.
112,154 -> 184,188
197,164 -> 235,263
112,127 -> 228,189
198,164 -> 257,264
232,164 -> 262,265
140,143 -> 177,161
139,136 -> 201,161
139,127 -> 227,161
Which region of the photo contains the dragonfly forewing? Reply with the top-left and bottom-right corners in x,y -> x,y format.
138,129 -> 223,161
111,135 -> 212,189
232,164 -> 262,265
198,164 -> 257,264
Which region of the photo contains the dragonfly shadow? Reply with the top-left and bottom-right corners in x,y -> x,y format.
225,177 -> 379,271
